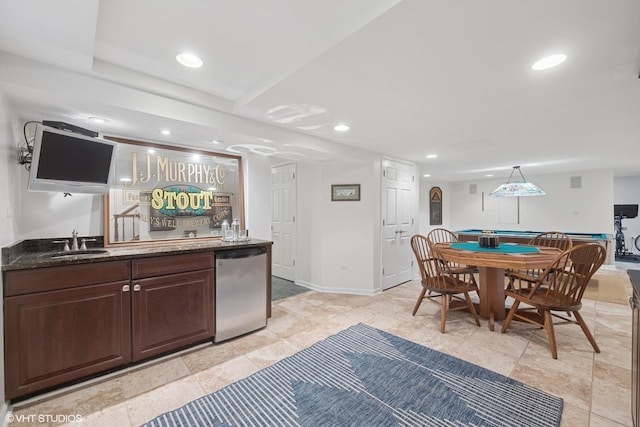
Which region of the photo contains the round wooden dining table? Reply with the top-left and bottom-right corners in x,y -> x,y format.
434,242 -> 562,330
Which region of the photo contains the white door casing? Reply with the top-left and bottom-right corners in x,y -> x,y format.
271,163 -> 296,281
381,159 -> 415,289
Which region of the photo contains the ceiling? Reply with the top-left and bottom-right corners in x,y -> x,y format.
1,0 -> 639,182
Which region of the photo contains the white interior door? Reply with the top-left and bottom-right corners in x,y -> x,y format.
271,163 -> 296,281
381,159 -> 415,289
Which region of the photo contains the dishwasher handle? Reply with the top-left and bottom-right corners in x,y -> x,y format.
216,247 -> 267,260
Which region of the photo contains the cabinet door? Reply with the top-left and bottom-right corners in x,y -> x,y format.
132,269 -> 214,361
4,281 -> 132,399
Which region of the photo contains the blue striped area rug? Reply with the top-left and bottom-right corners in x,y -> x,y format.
144,324 -> 562,426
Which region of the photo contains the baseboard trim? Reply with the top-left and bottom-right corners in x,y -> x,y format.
294,280 -> 377,296
0,400 -> 10,427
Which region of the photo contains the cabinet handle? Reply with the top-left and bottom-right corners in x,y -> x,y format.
133,284 -> 141,291
122,285 -> 130,292
630,297 -> 636,309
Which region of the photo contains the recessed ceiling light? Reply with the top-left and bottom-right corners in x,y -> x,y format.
120,177 -> 132,182
334,124 -> 350,132
532,54 -> 567,70
426,154 -> 438,159
423,174 -> 431,178
211,139 -> 223,145
485,174 -> 494,177
176,52 -> 203,68
89,117 -> 109,124
161,129 -> 171,136
147,149 -> 156,154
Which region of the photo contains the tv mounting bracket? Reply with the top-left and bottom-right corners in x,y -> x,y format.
42,121 -> 98,138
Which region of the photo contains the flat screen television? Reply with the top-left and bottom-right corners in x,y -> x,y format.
614,204 -> 639,219
28,124 -> 117,194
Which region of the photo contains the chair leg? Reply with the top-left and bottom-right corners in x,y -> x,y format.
489,311 -> 495,332
501,300 -> 520,333
543,310 -> 558,359
531,308 -> 545,329
463,291 -> 481,327
505,275 -> 514,292
440,294 -> 447,333
573,311 -> 601,353
412,288 -> 426,316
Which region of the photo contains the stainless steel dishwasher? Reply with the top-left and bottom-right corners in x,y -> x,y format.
214,247 -> 268,342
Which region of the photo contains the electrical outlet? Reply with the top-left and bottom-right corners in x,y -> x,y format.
6,206 -> 13,219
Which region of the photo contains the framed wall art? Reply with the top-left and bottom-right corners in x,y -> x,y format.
429,186 -> 442,225
331,184 -> 361,201
103,136 -> 244,246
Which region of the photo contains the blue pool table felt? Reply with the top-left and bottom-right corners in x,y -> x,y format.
450,242 -> 540,253
457,229 -> 608,240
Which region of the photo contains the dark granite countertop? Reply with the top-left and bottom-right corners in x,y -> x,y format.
628,269 -> 640,297
2,237 -> 272,271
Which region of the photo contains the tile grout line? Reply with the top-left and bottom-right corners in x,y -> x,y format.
588,304 -> 597,426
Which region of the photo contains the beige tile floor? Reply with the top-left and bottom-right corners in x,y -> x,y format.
8,263 -> 636,427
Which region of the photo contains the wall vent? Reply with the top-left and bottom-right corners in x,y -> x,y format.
570,176 -> 582,189
469,184 -> 477,194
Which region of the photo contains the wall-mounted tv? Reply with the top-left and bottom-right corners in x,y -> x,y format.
614,204 -> 638,219
28,124 -> 117,194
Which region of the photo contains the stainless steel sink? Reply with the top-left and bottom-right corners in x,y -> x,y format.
43,249 -> 109,259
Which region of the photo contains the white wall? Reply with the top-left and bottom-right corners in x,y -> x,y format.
295,163 -> 321,289
0,91 -> 18,421
447,170 -> 614,234
614,175 -> 640,254
17,181 -> 104,239
295,160 -> 380,295
243,153 -> 272,241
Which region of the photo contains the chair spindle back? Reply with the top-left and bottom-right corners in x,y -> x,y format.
536,243 -> 606,306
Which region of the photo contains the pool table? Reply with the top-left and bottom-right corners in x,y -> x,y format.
456,229 -> 610,252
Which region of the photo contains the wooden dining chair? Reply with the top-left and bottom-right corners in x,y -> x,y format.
529,231 -> 574,251
501,242 -> 606,359
426,228 -> 459,245
426,228 -> 478,277
410,235 -> 481,333
506,231 -> 573,290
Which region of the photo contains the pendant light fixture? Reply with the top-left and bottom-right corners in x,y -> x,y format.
489,166 -> 545,197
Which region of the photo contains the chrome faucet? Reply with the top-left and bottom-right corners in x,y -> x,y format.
52,231 -> 96,252
71,229 -> 79,251
80,238 -> 97,250
52,239 -> 71,252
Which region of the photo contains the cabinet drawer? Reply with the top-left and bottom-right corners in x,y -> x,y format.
132,252 -> 213,279
4,260 -> 131,296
